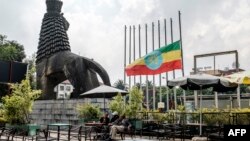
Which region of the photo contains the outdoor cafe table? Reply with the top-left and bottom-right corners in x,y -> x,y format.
47,123 -> 71,141
85,122 -> 105,127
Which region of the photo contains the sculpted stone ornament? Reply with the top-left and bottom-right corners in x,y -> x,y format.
36,0 -> 111,99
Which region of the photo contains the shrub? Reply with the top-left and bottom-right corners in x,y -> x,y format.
124,87 -> 144,119
2,78 -> 41,124
108,93 -> 124,115
76,103 -> 101,120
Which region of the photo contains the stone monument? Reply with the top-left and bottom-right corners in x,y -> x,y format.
36,0 -> 111,99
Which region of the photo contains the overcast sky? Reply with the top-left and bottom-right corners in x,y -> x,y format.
0,0 -> 250,86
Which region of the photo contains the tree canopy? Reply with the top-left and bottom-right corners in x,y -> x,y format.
0,34 -> 26,62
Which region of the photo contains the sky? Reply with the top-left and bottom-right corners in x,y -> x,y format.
0,0 -> 250,86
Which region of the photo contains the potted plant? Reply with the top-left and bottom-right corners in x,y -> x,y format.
76,103 -> 101,123
2,77 -> 41,136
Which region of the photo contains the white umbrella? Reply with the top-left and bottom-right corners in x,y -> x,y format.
224,70 -> 250,108
224,70 -> 250,84
80,85 -> 128,110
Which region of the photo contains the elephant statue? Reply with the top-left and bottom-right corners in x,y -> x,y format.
36,0 -> 111,99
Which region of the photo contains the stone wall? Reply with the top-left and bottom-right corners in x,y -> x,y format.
30,99 -> 84,126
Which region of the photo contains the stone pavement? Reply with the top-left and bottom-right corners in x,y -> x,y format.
1,131 -> 192,141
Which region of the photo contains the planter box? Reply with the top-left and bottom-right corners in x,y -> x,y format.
6,124 -> 40,136
130,119 -> 143,129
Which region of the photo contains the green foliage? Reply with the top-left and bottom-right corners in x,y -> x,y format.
24,53 -> 37,89
196,108 -> 230,125
108,93 -> 124,115
164,110 -> 176,123
177,105 -> 185,112
230,108 -> 250,125
76,103 -> 101,120
151,111 -> 166,123
0,109 -> 7,124
201,108 -> 220,125
124,86 -> 144,118
1,77 -> 41,124
0,34 -> 26,62
109,87 -> 144,119
113,80 -> 126,90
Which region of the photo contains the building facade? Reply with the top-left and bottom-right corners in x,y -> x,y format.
54,80 -> 74,99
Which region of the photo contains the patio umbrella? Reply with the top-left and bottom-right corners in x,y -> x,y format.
223,70 -> 250,108
80,85 -> 128,111
167,73 -> 238,135
168,73 -> 237,92
224,70 -> 250,84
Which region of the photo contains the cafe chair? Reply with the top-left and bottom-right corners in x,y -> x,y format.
0,127 -> 16,141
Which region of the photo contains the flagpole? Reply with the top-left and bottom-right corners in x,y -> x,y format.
170,18 -> 175,79
179,11 -> 184,76
152,22 -> 156,110
124,25 -> 127,89
139,24 -> 142,90
124,25 -> 127,108
179,11 -> 186,106
170,18 -> 177,111
133,25 -> 136,86
145,24 -> 149,110
129,26 -> 132,89
164,19 -> 169,111
158,20 -> 162,103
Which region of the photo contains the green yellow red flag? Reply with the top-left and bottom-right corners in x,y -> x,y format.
125,40 -> 182,76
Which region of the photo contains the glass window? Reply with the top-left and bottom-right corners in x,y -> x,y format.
66,86 -> 71,91
91,98 -> 97,103
60,86 -> 64,91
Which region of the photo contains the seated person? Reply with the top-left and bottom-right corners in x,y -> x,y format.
100,113 -> 110,125
110,115 -> 132,139
110,111 -> 119,123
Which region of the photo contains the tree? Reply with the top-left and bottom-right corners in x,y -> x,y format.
24,53 -> 37,89
0,34 -> 26,62
108,93 -> 125,115
125,86 -> 144,118
145,80 -> 153,89
135,83 -> 142,89
113,79 -> 126,90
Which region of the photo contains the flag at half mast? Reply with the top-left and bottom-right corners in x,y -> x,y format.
125,40 -> 182,76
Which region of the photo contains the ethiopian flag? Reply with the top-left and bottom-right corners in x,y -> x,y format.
125,40 -> 182,76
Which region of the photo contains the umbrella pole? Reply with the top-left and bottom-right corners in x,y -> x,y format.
237,84 -> 241,108
199,85 -> 203,136
214,92 -> 218,109
104,93 -> 105,112
174,87 -> 177,111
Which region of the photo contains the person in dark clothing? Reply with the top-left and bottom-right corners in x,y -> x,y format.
100,113 -> 110,125
110,115 -> 132,139
110,111 -> 119,123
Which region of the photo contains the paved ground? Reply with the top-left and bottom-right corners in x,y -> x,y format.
0,131 -> 193,141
